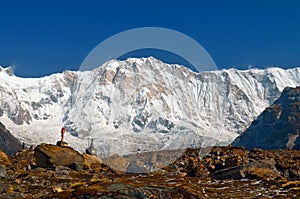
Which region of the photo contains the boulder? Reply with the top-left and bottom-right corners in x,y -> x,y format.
54,166 -> 72,179
103,154 -> 129,174
34,144 -> 104,172
0,165 -> 7,179
126,163 -> 148,174
212,166 -> 245,180
34,144 -> 84,171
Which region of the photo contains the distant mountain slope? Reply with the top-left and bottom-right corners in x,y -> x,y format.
232,86 -> 300,150
0,122 -> 22,155
0,57 -> 300,157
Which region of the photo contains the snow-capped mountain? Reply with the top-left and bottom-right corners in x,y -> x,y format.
0,57 -> 300,157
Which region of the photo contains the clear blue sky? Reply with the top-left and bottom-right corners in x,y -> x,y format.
0,0 -> 299,77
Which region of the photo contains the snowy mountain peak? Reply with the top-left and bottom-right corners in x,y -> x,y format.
0,66 -> 14,76
1,58 -> 300,158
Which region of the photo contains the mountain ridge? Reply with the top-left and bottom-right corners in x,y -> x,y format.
0,57 -> 300,157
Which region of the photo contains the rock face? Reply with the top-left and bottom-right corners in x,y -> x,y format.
0,122 -> 22,156
34,144 -> 102,171
233,86 -> 300,150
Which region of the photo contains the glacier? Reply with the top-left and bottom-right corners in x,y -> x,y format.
0,57 -> 300,158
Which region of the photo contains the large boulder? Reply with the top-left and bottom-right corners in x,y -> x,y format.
34,144 -> 83,170
34,144 -> 103,171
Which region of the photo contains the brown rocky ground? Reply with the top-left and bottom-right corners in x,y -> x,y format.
0,145 -> 300,198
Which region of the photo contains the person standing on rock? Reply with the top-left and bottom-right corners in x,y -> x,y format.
61,127 -> 66,142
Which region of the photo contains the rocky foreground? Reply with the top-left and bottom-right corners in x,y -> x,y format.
0,145 -> 300,198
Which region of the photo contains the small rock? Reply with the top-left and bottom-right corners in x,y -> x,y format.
56,141 -> 68,147
70,182 -> 86,189
15,179 -> 21,184
53,186 -> 63,193
0,182 -> 8,194
55,166 -> 70,176
6,185 -> 14,194
0,165 -> 7,179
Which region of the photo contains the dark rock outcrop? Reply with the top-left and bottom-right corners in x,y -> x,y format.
233,86 -> 300,150
212,165 -> 245,180
0,122 -> 22,156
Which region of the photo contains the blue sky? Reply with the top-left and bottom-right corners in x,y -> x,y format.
0,0 -> 299,77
